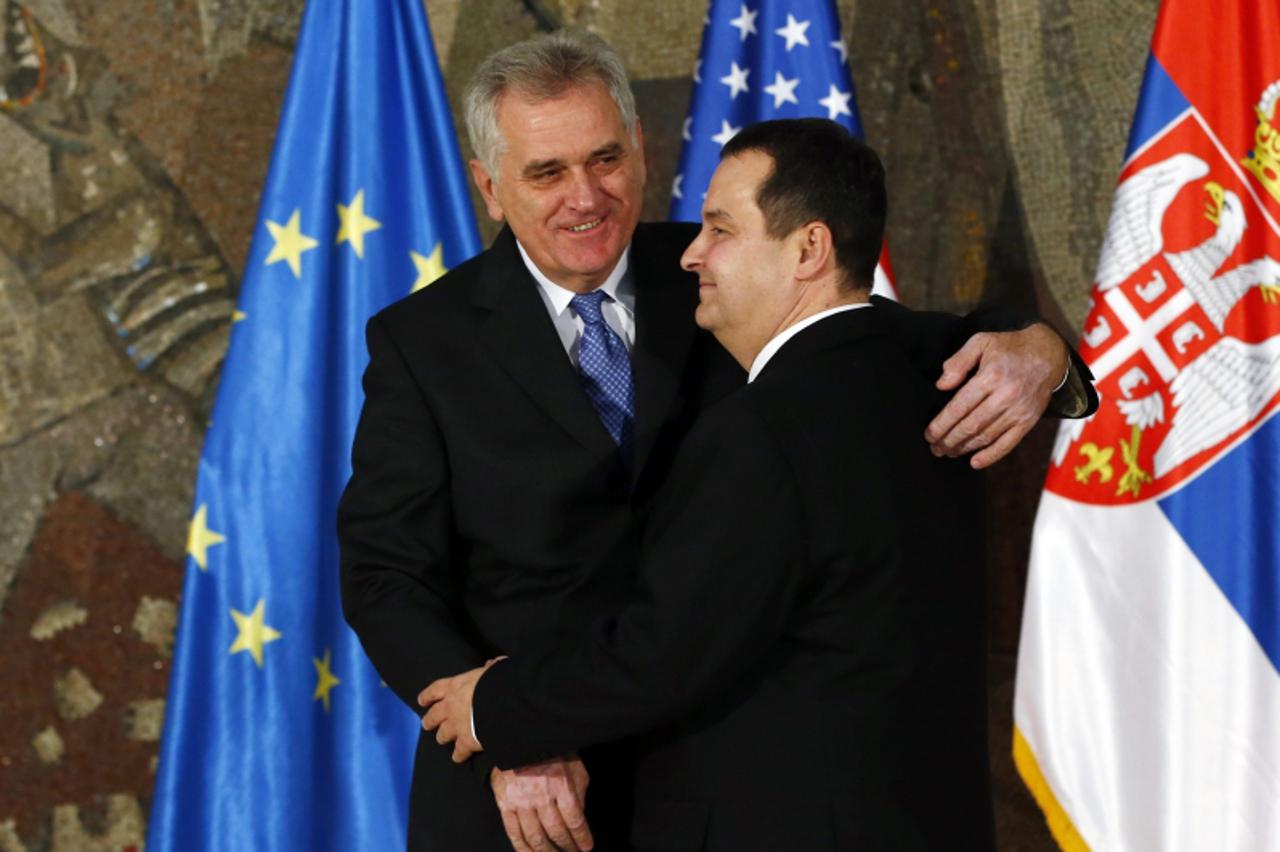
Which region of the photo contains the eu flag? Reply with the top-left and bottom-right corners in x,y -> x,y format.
147,0 -> 480,848
672,0 -> 896,298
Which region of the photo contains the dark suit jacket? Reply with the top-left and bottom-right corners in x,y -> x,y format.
473,307 -> 994,851
338,222 -> 1077,849
338,222 -> 739,849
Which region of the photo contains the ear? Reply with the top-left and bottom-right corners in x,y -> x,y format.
794,222 -> 834,281
468,159 -> 505,222
633,117 -> 646,153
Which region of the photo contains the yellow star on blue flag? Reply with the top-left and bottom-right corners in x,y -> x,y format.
264,209 -> 319,278
186,504 -> 225,571
313,648 -> 341,712
228,599 -> 282,668
336,190 -> 383,258
411,243 -> 448,292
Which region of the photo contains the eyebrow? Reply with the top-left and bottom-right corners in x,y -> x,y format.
522,158 -> 564,177
702,208 -> 733,223
521,143 -> 627,178
591,142 -> 626,159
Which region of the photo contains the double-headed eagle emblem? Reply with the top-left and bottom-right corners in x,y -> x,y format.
1054,148 -> 1280,496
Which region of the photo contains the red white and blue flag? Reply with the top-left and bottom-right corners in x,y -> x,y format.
1016,2 -> 1280,848
671,0 -> 897,299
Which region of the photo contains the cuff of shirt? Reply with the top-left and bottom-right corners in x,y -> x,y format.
470,707 -> 482,749
1049,358 -> 1092,418
1052,360 -> 1070,394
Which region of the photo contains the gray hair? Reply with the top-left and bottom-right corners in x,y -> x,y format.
462,29 -> 639,178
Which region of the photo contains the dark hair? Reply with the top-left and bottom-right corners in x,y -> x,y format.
721,119 -> 886,291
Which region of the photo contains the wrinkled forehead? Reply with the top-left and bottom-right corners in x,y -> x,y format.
496,81 -> 629,147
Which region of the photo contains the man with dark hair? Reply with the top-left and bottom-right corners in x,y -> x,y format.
340,30 -> 1091,852
723,118 -> 887,290
420,119 -> 998,851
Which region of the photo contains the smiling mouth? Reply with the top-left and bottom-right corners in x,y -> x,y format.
566,218 -> 604,233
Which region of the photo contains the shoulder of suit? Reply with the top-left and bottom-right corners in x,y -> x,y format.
746,316 -> 923,397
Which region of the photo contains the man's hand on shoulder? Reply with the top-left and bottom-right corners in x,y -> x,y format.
926,323 -> 1068,469
490,757 -> 593,852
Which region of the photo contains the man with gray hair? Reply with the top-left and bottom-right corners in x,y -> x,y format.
339,29 -> 1089,851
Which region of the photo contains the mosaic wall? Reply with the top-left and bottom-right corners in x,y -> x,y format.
0,0 -> 1158,847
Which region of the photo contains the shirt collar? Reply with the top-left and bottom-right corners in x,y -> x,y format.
747,302 -> 873,383
516,240 -> 634,316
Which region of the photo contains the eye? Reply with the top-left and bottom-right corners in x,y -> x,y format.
590,153 -> 622,171
529,168 -> 562,184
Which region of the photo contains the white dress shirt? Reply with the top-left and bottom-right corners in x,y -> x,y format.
517,241 -> 636,361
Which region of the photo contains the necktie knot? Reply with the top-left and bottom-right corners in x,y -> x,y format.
570,291 -> 608,325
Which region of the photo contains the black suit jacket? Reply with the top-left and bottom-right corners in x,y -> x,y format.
339,222 -> 1075,849
473,307 -> 994,851
339,222 -> 739,849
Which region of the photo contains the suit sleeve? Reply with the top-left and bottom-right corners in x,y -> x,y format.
870,295 -> 1098,418
338,315 -> 489,715
471,400 -> 807,769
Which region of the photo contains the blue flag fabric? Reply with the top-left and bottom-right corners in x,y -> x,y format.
670,0 -> 864,222
147,1 -> 480,849
672,0 -> 896,298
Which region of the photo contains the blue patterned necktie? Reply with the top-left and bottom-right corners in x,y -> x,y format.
570,291 -> 635,448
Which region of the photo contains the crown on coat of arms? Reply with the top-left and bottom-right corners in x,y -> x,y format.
1242,80 -> 1280,206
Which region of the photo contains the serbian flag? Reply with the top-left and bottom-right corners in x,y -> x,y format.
1015,2 -> 1280,848
670,0 -> 897,299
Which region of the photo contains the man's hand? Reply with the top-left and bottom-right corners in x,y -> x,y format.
489,758 -> 594,852
926,324 -> 1068,469
419,662 -> 494,762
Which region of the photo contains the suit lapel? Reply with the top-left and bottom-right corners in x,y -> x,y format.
628,224 -> 701,479
473,228 -> 618,457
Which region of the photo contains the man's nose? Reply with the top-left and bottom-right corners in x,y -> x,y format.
564,167 -> 605,211
680,236 -> 703,272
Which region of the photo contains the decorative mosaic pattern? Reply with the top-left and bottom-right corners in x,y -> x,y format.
0,0 -> 1161,847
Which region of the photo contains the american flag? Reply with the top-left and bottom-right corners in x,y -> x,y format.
670,0 -> 897,298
